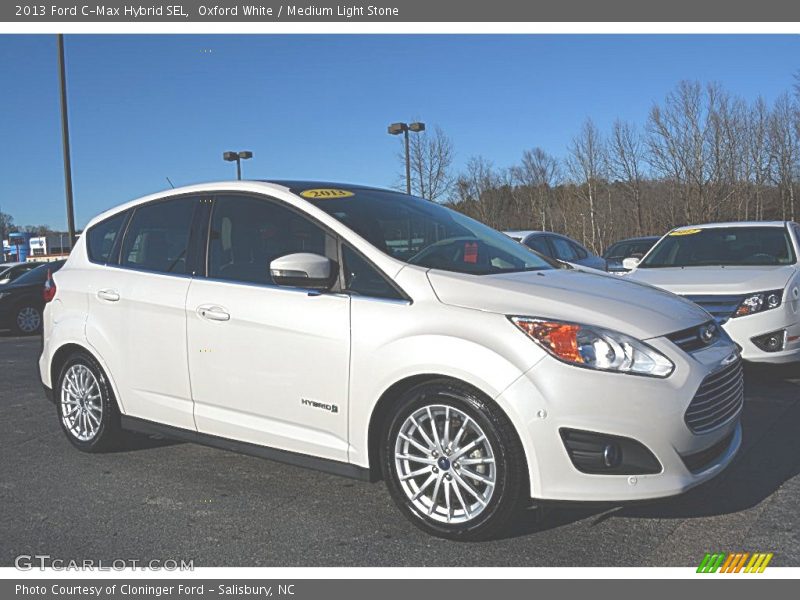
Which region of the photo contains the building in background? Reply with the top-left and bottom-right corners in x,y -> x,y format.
3,232 -> 72,262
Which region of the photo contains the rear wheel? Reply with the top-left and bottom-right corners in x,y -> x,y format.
13,305 -> 41,335
56,351 -> 121,452
382,379 -> 527,540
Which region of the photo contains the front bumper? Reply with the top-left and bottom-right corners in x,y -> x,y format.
496,337 -> 742,502
722,307 -> 800,364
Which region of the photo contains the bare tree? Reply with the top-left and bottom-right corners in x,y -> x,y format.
0,208 -> 13,241
648,81 -> 708,223
609,119 -> 646,235
454,156 -> 501,227
511,148 -> 560,230
396,125 -> 455,202
745,97 -> 772,220
769,92 -> 799,221
567,118 -> 607,251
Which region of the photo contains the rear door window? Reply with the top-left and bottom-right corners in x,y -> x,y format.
120,197 -> 196,275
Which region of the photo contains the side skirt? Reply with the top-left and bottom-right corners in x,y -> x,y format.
119,415 -> 374,482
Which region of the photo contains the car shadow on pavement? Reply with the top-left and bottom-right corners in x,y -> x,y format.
502,364 -> 800,539
110,430 -> 185,453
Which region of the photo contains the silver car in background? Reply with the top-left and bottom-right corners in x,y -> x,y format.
504,230 -> 607,271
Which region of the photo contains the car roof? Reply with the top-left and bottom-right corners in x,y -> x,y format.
263,179 -> 395,194
83,180 -> 400,230
674,221 -> 790,230
611,236 -> 660,244
503,230 -> 551,238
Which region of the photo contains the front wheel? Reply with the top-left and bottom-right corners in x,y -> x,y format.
382,380 -> 528,540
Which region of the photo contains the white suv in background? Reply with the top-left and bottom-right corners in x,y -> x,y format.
41,181 -> 742,540
624,222 -> 800,364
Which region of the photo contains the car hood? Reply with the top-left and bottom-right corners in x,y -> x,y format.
426,268 -> 711,340
626,265 -> 795,295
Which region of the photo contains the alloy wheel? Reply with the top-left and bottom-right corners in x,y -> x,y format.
60,364 -> 103,442
394,404 -> 496,524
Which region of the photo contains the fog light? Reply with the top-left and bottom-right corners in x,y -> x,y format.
560,429 -> 660,475
603,444 -> 620,468
751,330 -> 786,353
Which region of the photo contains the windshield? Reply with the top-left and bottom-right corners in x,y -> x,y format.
302,188 -> 555,275
640,227 -> 796,268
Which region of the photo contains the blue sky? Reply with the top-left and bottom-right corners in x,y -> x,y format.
1,34 -> 799,230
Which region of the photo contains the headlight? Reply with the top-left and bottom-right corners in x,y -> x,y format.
733,289 -> 783,318
509,317 -> 674,378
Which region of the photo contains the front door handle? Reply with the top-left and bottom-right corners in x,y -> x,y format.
197,305 -> 230,322
97,289 -> 120,302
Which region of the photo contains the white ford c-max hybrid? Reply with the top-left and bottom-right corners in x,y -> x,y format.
624,222 -> 800,364
40,181 -> 743,540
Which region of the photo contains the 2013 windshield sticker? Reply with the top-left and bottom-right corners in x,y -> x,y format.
300,188 -> 355,199
669,228 -> 702,236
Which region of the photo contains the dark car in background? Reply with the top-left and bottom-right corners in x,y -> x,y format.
603,235 -> 660,273
0,262 -> 41,285
0,260 -> 65,335
504,230 -> 607,271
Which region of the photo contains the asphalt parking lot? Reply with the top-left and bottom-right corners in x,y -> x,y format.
1,332 -> 798,567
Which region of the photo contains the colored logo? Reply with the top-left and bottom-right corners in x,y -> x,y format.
300,188 -> 355,199
697,552 -> 773,573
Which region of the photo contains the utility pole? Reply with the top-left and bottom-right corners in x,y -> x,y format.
57,34 -> 76,248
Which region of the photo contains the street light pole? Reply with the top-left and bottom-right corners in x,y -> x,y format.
223,150 -> 253,180
56,34 -> 76,248
388,121 -> 425,196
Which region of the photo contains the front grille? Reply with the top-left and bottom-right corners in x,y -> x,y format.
667,321 -> 719,353
685,358 -> 744,434
680,432 -> 735,473
681,294 -> 744,324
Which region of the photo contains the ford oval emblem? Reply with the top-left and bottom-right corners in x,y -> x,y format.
699,323 -> 717,344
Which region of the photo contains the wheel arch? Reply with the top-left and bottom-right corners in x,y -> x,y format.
365,373 -> 530,485
49,342 -> 124,413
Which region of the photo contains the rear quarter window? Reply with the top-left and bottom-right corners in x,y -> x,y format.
87,211 -> 127,264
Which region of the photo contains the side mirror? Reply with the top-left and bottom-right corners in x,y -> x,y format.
622,257 -> 640,271
270,253 -> 337,291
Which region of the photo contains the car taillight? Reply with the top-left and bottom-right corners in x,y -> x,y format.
43,269 -> 56,303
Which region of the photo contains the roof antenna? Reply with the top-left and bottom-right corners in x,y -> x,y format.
166,176 -> 175,189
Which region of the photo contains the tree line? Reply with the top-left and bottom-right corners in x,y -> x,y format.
0,209 -> 54,241
398,79 -> 800,253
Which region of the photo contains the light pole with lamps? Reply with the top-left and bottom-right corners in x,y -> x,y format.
223,150 -> 253,180
387,121 -> 425,194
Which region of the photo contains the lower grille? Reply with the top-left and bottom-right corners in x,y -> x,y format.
681,294 -> 744,324
681,432 -> 735,473
685,358 -> 744,434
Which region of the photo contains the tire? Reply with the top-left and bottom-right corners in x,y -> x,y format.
56,350 -> 121,452
381,379 -> 528,541
12,304 -> 42,335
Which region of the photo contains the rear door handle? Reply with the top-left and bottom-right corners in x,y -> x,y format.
197,305 -> 230,322
97,289 -> 120,302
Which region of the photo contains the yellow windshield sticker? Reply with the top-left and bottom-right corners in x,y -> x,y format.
300,188 -> 355,199
669,228 -> 702,236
